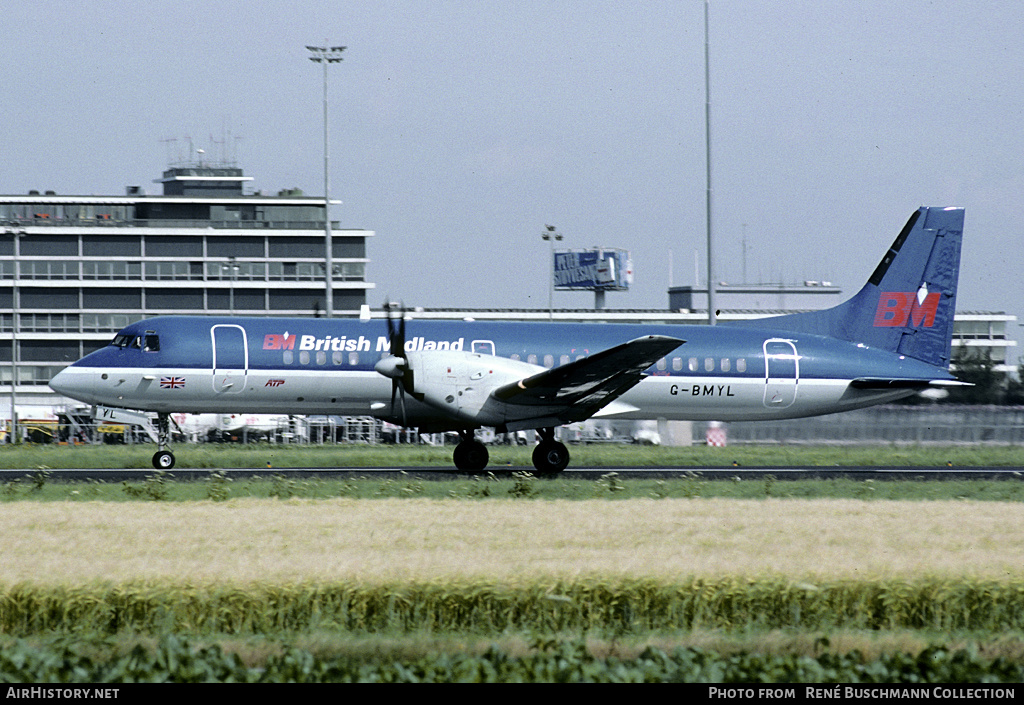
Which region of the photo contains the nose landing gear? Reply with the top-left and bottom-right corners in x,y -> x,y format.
151,413 -> 175,470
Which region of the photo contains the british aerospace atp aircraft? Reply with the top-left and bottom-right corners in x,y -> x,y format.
50,206 -> 965,473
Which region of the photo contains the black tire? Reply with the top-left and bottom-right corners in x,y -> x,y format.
152,450 -> 175,470
453,440 -> 489,472
532,440 -> 570,474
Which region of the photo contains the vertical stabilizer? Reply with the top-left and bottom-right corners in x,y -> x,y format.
747,207 -> 964,368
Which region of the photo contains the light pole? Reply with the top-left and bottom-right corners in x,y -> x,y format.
306,43 -> 345,318
7,229 -> 23,443
541,225 -> 562,320
223,256 -> 239,313
704,0 -> 716,325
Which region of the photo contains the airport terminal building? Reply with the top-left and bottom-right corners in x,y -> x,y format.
1,165 -> 374,412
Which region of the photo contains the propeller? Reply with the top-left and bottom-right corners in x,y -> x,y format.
374,300 -> 412,425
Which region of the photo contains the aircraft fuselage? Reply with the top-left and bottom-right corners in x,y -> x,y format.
51,316 -> 945,425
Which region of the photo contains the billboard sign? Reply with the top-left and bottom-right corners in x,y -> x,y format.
553,249 -> 632,291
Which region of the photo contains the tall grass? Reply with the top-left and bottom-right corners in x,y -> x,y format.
2,577 -> 1024,636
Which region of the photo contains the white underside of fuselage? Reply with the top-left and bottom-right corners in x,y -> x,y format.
51,365 -> 915,425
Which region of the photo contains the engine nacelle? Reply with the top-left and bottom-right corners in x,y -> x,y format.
405,350 -> 545,427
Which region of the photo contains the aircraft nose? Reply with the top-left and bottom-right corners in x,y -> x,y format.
49,367 -> 96,404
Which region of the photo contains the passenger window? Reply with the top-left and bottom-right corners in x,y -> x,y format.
300,351 -> 310,365
672,357 -> 682,371
704,357 -> 714,372
656,357 -> 667,371
510,353 -> 521,361
737,358 -> 747,373
543,354 -> 554,369
348,351 -> 359,366
283,351 -> 294,365
560,354 -> 570,366
528,354 -> 538,365
333,351 -> 343,365
316,351 -> 327,366
721,358 -> 731,372
688,357 -> 699,372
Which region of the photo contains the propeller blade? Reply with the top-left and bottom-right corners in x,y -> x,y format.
392,302 -> 406,357
379,300 -> 411,427
397,381 -> 407,427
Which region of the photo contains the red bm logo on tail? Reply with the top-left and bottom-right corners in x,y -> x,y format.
873,292 -> 940,327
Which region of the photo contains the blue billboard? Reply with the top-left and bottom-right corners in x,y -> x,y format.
553,249 -> 632,291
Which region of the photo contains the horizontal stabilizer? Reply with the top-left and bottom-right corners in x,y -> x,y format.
592,399 -> 641,417
851,378 -> 973,389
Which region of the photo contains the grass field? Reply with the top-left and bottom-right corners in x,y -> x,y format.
2,497 -> 1022,584
3,440 -> 1024,470
2,444 -> 1023,681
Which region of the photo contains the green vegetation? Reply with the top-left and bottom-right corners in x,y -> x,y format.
3,441 -> 1024,471
1,633 -> 1021,683
0,579 -> 1023,682
2,443 -> 1022,682
2,470 -> 1024,503
0,442 -> 1024,475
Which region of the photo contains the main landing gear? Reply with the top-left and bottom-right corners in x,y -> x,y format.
152,412 -> 175,470
451,428 -> 570,474
532,427 -> 570,474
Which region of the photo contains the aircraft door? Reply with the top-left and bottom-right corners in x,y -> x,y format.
763,339 -> 798,409
212,324 -> 248,394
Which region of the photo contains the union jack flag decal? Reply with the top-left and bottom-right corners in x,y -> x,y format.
160,376 -> 186,389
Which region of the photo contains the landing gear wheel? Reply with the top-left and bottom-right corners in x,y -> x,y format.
153,412 -> 175,470
152,450 -> 175,470
532,440 -> 570,474
453,440 -> 489,472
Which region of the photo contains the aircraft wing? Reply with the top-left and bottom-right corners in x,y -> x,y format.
492,335 -> 684,423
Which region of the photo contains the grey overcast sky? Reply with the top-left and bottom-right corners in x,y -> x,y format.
3,1 -> 1023,338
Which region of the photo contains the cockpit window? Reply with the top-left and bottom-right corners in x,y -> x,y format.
110,333 -> 159,351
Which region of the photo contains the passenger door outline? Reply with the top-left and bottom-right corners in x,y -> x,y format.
763,338 -> 798,409
211,324 -> 248,394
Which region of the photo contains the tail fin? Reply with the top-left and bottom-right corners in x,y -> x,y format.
751,206 -> 964,368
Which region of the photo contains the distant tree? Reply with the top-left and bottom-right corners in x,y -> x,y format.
1004,358 -> 1024,405
946,347 -> 1003,404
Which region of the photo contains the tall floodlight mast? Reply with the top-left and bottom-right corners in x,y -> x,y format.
306,43 -> 346,317
542,225 -> 563,320
704,0 -> 716,325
